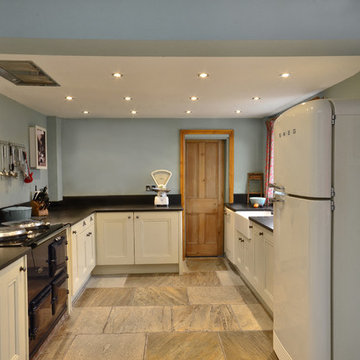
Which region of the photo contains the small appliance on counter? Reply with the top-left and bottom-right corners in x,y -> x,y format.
151,169 -> 172,206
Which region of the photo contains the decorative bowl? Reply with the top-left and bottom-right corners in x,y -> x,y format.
250,197 -> 266,207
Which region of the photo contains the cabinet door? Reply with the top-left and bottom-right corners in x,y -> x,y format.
71,228 -> 87,295
234,230 -> 244,272
85,222 -> 96,273
253,224 -> 265,290
134,212 -> 179,264
263,231 -> 274,308
0,256 -> 28,360
96,212 -> 134,265
243,235 -> 254,281
224,209 -> 235,263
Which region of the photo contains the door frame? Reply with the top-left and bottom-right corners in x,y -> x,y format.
180,129 -> 234,260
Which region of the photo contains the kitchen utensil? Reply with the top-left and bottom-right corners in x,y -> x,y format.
23,150 -> 33,183
9,145 -> 18,177
249,197 -> 266,206
2,144 -> 9,176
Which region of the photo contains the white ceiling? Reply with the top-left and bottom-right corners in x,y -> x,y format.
0,54 -> 359,119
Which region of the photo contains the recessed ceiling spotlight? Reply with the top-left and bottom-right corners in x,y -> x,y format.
190,96 -> 199,101
252,96 -> 261,101
82,110 -> 89,114
235,110 -> 241,114
185,110 -> 192,114
112,72 -> 123,78
124,96 -> 132,101
65,96 -> 74,101
280,73 -> 290,78
198,73 -> 209,79
131,110 -> 137,115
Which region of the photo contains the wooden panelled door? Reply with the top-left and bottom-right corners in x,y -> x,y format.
185,140 -> 225,256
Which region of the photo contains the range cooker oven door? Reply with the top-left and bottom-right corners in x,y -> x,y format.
51,270 -> 68,319
48,232 -> 68,278
29,286 -> 53,358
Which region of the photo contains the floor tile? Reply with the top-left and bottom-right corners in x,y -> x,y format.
87,275 -> 127,288
172,304 -> 240,332
185,258 -> 227,272
132,287 -> 188,306
58,307 -> 111,334
35,333 -> 75,360
145,332 -> 225,360
187,286 -> 247,305
124,273 -> 177,287
216,270 -> 245,286
231,304 -> 273,331
104,306 -> 171,333
177,272 -> 221,287
219,331 -> 277,360
74,288 -> 135,307
63,334 -> 145,360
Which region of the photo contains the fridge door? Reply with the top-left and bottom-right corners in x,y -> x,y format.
273,195 -> 331,360
274,100 -> 332,198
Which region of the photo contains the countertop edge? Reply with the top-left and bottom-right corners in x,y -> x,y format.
249,216 -> 274,232
0,247 -> 31,271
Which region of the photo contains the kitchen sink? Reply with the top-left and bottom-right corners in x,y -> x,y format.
235,211 -> 272,238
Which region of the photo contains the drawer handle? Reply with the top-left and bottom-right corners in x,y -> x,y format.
259,232 -> 264,236
86,232 -> 92,236
83,221 -> 86,226
72,230 -> 77,234
20,266 -> 27,272
249,225 -> 253,229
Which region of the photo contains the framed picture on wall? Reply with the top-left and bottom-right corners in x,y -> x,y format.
29,125 -> 47,169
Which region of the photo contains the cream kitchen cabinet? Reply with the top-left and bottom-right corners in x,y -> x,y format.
252,222 -> 274,309
96,212 -> 134,265
224,208 -> 235,263
96,211 -> 180,266
134,212 -> 179,264
70,214 -> 96,298
0,256 -> 28,360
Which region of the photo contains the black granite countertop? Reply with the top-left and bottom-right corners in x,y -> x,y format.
225,203 -> 273,212
0,247 -> 31,271
249,216 -> 274,232
43,203 -> 183,226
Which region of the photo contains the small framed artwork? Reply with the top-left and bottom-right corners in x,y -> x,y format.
29,125 -> 47,169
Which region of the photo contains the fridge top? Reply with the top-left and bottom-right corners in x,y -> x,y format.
274,99 -> 333,198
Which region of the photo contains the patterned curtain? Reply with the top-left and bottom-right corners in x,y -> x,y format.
264,118 -> 276,202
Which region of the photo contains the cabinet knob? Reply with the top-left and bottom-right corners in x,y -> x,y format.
249,225 -> 253,229
19,266 -> 27,272
259,232 -> 263,236
136,216 -> 139,219
128,216 -> 131,219
90,217 -> 93,221
83,221 -> 86,226
72,230 -> 77,234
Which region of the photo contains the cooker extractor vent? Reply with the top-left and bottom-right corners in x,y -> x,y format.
0,60 -> 59,86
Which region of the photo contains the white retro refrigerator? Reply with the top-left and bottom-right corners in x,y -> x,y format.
272,99 -> 360,360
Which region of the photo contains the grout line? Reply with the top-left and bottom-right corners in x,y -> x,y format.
217,332 -> 228,360
143,333 -> 149,360
102,306 -> 113,333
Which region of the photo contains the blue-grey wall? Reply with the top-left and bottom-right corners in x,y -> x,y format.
61,117 -> 265,196
0,94 -> 48,208
0,1 -> 358,41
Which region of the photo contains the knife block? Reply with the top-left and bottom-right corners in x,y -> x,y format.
30,200 -> 49,216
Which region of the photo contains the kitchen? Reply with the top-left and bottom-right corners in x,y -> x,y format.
1,2 -> 360,360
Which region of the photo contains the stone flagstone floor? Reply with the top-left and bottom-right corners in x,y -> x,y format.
35,258 -> 278,360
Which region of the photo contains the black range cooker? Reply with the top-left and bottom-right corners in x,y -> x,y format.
0,220 -> 69,358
